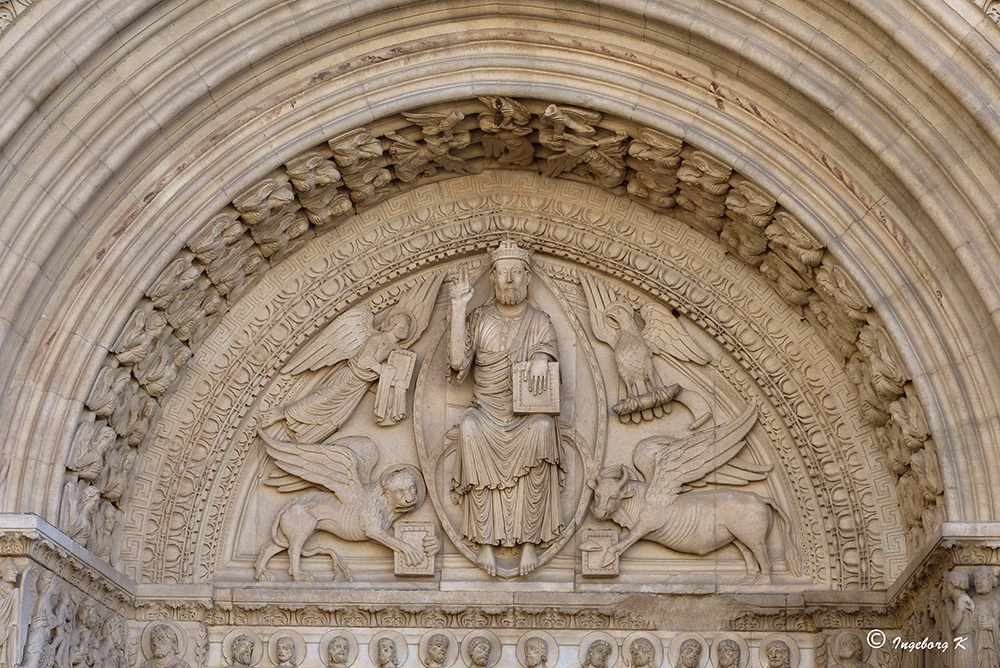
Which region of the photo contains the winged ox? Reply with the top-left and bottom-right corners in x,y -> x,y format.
585,406 -> 802,583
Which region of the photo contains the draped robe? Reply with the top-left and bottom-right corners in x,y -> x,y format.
451,302 -> 563,546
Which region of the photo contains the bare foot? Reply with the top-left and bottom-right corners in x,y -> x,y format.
476,544 -> 497,577
518,543 -> 538,576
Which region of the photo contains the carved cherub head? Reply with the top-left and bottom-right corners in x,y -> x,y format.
628,638 -> 654,668
716,640 -> 740,668
677,640 -> 701,668
524,637 -> 548,668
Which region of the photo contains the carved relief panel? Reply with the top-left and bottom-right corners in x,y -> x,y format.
121,171 -> 904,593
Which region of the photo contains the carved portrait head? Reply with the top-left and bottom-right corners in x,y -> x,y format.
489,240 -> 532,306
943,570 -> 971,598
423,634 -> 449,667
764,641 -> 790,668
524,637 -> 548,668
835,633 -> 862,662
377,638 -> 399,668
232,635 -> 256,667
677,640 -> 701,668
468,636 -> 493,668
275,638 -> 296,667
974,565 -> 996,595
378,464 -> 426,514
150,624 -> 180,659
715,640 -> 740,668
583,640 -> 612,668
0,558 -> 17,585
328,637 -> 351,666
628,638 -> 655,668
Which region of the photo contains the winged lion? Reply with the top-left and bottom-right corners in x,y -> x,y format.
254,431 -> 435,581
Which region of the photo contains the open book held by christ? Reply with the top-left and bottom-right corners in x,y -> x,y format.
512,361 -> 560,414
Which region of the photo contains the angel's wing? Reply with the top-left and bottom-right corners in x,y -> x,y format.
260,430 -> 378,502
283,306 -> 375,374
478,96 -> 530,124
401,110 -> 464,135
634,405 -> 758,501
639,302 -> 711,365
378,271 -> 446,346
579,274 -> 622,347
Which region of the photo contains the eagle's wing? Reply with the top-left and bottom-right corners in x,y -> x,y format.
639,302 -> 712,365
579,273 -> 621,347
636,406 -> 758,502
260,431 -> 378,503
283,306 -> 375,374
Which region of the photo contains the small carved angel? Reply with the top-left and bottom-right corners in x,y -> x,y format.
538,105 -> 628,188
580,273 -> 711,426
478,96 -> 534,167
263,272 -> 444,442
254,432 -> 435,581
386,111 -> 473,182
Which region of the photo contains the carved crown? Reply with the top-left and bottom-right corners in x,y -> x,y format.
489,239 -> 532,265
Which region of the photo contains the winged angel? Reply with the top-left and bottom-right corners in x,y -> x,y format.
263,273 -> 445,442
254,432 -> 435,581
586,406 -> 801,582
386,110 -> 474,182
580,273 -> 712,425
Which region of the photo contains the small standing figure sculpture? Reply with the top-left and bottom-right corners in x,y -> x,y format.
715,640 -> 740,668
972,566 -> 1000,668
942,570 -> 975,668
0,559 -> 20,668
